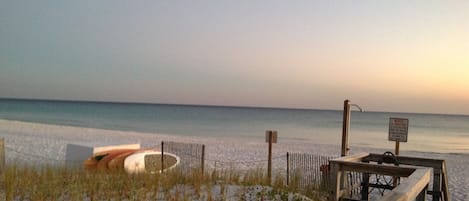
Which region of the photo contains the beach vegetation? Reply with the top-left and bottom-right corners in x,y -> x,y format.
1,163 -> 327,201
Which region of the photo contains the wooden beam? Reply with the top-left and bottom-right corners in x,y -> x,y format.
329,161 -> 342,201
441,161 -> 451,201
363,154 -> 443,169
379,168 -> 431,201
341,100 -> 351,157
335,161 -> 416,177
331,152 -> 369,163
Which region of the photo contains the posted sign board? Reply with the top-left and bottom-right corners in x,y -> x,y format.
388,118 -> 409,142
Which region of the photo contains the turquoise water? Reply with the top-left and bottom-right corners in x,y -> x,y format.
1,98 -> 468,153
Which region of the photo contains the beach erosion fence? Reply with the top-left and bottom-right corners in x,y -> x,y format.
287,153 -> 337,191
161,141 -> 205,173
194,148 -> 339,193
162,141 -> 278,178
1,138 -> 343,195
160,142 -> 344,194
160,141 -> 344,193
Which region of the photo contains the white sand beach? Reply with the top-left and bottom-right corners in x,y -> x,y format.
0,119 -> 468,200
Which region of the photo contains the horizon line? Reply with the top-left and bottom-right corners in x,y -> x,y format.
1,97 -> 468,117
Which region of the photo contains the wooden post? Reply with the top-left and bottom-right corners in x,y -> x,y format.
265,130 -> 277,184
416,185 -> 428,201
361,159 -> 370,201
286,152 -> 290,186
161,141 -> 164,172
329,161 -> 342,201
428,161 -> 446,201
201,144 -> 205,176
341,100 -> 351,156
361,173 -> 370,200
267,131 -> 273,184
340,100 -> 350,200
0,138 -> 4,172
441,161 -> 451,201
432,169 -> 442,201
395,141 -> 400,155
393,140 -> 400,187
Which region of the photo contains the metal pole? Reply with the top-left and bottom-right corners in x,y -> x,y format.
341,100 -> 351,156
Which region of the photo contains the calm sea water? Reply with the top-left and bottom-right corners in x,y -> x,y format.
1,99 -> 468,154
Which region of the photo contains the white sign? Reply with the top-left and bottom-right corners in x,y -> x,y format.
388,118 -> 409,142
265,130 -> 278,143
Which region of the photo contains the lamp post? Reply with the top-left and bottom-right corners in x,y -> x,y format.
341,100 -> 363,157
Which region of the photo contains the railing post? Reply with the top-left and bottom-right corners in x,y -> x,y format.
441,161 -> 451,201
433,169 -> 442,201
361,172 -> 370,200
416,185 -> 428,201
329,161 -> 342,201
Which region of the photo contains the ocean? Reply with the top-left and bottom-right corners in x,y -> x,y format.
1,98 -> 468,154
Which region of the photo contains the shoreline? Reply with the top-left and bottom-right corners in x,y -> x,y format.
0,119 -> 468,200
1,118 -> 467,155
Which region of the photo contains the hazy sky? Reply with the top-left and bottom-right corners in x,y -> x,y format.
1,1 -> 468,114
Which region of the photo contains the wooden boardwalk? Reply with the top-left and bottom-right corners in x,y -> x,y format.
329,153 -> 450,201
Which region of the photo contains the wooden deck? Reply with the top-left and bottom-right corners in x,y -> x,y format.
328,153 -> 450,201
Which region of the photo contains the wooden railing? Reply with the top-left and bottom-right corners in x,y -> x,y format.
363,153 -> 450,201
379,168 -> 430,201
329,153 -> 450,201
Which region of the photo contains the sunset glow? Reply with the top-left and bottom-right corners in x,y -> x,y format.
1,0 -> 468,114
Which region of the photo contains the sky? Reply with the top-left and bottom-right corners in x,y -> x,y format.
1,0 -> 468,115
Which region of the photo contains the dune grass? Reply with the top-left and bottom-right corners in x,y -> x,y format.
1,163 -> 327,201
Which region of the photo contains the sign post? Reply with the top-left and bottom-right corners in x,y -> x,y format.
388,117 -> 409,187
266,130 -> 278,184
395,141 -> 400,155
388,117 -> 409,155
